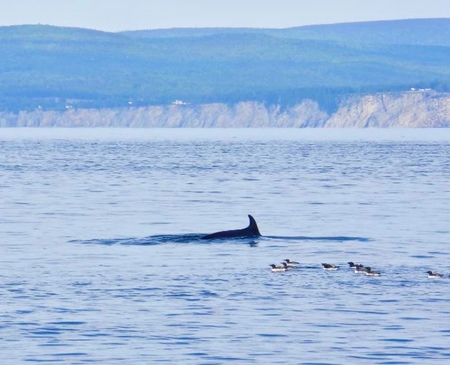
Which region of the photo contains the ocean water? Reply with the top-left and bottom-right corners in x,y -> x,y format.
1,128 -> 450,364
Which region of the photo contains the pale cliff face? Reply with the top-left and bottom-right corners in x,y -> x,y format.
1,91 -> 449,128
326,91 -> 450,128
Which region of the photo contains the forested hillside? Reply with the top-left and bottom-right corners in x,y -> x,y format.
1,19 -> 449,113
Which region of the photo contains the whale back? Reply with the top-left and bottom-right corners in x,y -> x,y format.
202,215 -> 261,239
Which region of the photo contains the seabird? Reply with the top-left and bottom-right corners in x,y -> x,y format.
364,267 -> 381,276
348,261 -> 364,269
426,271 -> 443,279
284,259 -> 299,268
322,263 -> 339,270
270,264 -> 288,272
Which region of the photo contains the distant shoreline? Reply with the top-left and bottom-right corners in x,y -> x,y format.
2,20 -> 449,117
1,91 -> 449,128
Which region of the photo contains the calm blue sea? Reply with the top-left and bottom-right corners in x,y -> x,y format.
1,128 -> 450,364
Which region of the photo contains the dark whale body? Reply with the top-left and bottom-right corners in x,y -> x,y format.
201,215 -> 261,239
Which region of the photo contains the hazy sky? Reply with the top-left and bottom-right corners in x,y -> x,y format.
1,0 -> 449,32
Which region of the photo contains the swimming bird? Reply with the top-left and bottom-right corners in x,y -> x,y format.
201,214 -> 261,239
364,267 -> 381,276
348,261 -> 364,269
354,265 -> 367,274
270,264 -> 288,272
284,259 -> 299,268
322,263 -> 339,270
426,271 -> 443,279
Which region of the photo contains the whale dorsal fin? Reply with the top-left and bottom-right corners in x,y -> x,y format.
247,215 -> 260,235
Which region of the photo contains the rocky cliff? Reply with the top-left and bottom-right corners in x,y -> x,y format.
1,91 -> 449,128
